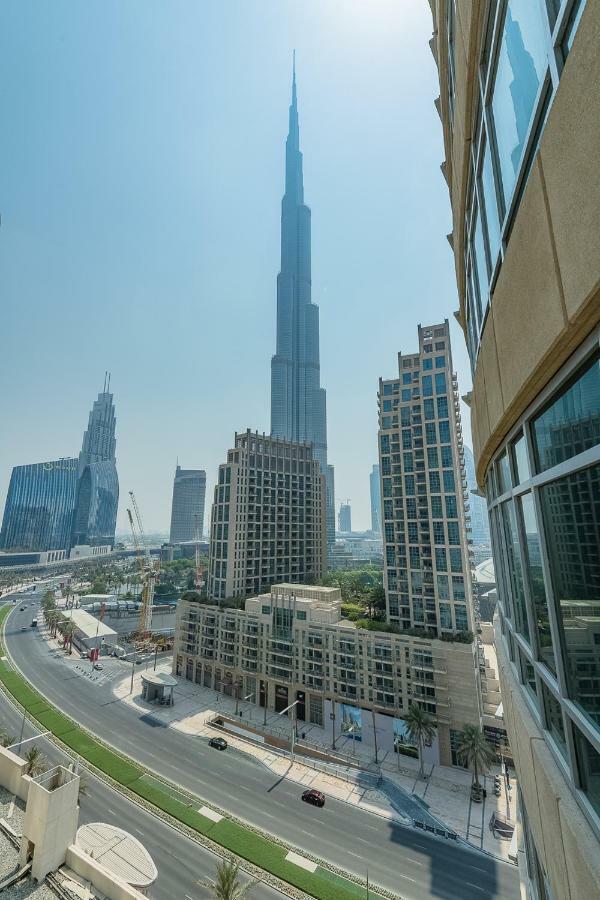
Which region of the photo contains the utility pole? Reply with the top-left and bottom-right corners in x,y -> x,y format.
371,708 -> 379,764
263,682 -> 268,726
331,698 -> 336,750
130,648 -> 137,694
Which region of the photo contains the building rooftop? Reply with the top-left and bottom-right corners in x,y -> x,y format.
76,823 -> 157,888
62,608 -> 117,639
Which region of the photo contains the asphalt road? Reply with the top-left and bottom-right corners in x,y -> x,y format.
0,638 -> 281,899
2,595 -> 520,900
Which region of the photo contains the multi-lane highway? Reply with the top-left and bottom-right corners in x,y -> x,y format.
0,616 -> 281,899
2,593 -> 520,900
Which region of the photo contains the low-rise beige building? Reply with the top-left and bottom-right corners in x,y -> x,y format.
174,583 -> 482,766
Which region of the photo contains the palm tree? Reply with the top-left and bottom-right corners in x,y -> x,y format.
456,724 -> 496,790
62,620 -> 76,654
24,745 -> 48,777
404,704 -> 436,780
1,732 -> 16,748
198,859 -> 255,899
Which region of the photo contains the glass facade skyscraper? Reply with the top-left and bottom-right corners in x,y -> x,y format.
169,466 -> 206,543
0,458 -> 78,552
71,387 -> 119,547
270,61 -> 334,550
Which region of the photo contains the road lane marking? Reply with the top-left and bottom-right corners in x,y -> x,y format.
465,883 -> 488,894
107,808 -> 116,815
135,828 -> 144,836
406,857 -> 424,866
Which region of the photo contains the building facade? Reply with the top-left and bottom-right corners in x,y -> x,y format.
369,464 -> 382,535
0,459 -> 78,552
432,0 -> 600,896
169,466 -> 207,543
207,430 -> 327,601
378,321 -> 475,636
338,502 -> 352,534
72,387 -> 119,548
174,583 -> 481,765
269,62 -> 335,551
464,445 -> 491,546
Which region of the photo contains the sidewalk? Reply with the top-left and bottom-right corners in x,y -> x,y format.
111,662 -> 517,862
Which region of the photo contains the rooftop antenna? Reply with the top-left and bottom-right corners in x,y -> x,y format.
107,371 -> 111,393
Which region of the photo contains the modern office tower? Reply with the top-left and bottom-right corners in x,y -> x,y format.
369,464 -> 382,535
270,61 -> 335,552
338,502 -> 352,534
174,583 -> 480,765
378,321 -> 475,636
207,430 -> 327,601
0,458 -> 78,552
169,466 -> 207,543
431,1 -> 600,896
71,382 -> 119,548
463,446 -> 490,546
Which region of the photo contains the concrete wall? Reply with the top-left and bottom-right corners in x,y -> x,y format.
496,621 -> 600,898
22,769 -> 80,881
66,845 -> 146,900
0,747 -> 30,801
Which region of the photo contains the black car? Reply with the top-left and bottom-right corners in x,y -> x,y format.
208,737 -> 228,751
301,789 -> 325,808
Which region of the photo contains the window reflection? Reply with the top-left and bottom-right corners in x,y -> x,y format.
491,0 -> 548,210
500,499 -> 530,641
532,353 -> 600,473
573,725 -> 600,818
541,680 -> 566,759
512,432 -> 531,484
481,137 -> 501,266
473,206 -> 488,318
541,464 -> 600,736
520,493 -> 555,674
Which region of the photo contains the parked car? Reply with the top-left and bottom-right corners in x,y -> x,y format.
208,737 -> 228,751
20,626 -> 27,632
19,606 -> 26,611
301,789 -> 325,808
93,663 -> 103,671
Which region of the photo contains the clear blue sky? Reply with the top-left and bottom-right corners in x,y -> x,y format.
0,0 -> 471,533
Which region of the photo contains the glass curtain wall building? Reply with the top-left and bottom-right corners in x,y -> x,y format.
169,466 -> 207,543
72,386 -> 119,547
270,61 -> 335,552
432,1 -> 599,896
0,458 -> 78,552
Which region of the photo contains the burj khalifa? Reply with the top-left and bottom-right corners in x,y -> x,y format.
270,59 -> 335,550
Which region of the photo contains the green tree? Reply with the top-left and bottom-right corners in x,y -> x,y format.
456,724 -> 496,789
0,732 -> 16,748
61,620 -> 76,654
404,704 -> 436,780
198,859 -> 255,900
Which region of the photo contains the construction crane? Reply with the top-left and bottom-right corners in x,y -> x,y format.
127,491 -> 159,637
194,513 -> 205,591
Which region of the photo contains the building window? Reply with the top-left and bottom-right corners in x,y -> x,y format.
455,605 -> 468,631
296,610 -> 306,620
532,352 -> 600,473
573,726 -> 600,819
491,0 -> 548,211
540,463 -> 600,738
540,680 -> 567,760
262,605 -> 271,615
435,372 -> 447,394
500,499 -> 530,641
519,492 -> 555,675
512,431 -> 531,484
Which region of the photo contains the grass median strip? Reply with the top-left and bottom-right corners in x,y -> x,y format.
0,605 -> 386,900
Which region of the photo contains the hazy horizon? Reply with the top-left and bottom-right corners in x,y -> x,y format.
0,1 -> 471,534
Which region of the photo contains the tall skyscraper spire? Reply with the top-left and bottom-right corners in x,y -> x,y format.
270,58 -> 335,549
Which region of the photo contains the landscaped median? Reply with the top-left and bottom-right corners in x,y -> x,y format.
0,605 -> 389,900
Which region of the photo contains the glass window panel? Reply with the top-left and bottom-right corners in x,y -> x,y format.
491,0 -> 548,208
519,492 -> 556,675
481,136 -> 502,264
473,206 -> 488,318
573,726 -> 600,819
532,352 -> 600,473
519,648 -> 538,705
540,681 -> 567,759
497,451 -> 512,494
540,464 -> 600,736
562,0 -> 586,56
512,432 -> 531,483
500,499 -> 530,641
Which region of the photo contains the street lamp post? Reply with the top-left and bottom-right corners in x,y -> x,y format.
129,648 -> 137,694
263,682 -> 268,727
279,699 -> 300,763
